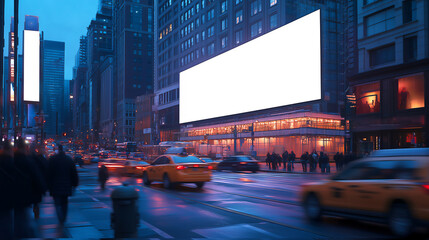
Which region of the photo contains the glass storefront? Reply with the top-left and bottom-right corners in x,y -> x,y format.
355,82 -> 380,115
397,74 -> 425,110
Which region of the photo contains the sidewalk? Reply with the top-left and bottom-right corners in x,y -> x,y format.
259,162 -> 339,174
36,169 -> 161,238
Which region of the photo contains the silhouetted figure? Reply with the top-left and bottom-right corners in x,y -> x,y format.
300,152 -> 308,172
334,152 -> 340,171
339,153 -> 344,170
48,145 -> 79,225
265,152 -> 270,167
364,100 -> 371,114
271,152 -> 277,170
282,151 -> 288,170
98,165 -> 109,190
14,138 -> 44,238
30,144 -> 48,219
0,140 -> 15,239
319,152 -> 328,173
288,151 -> 296,171
400,87 -> 409,110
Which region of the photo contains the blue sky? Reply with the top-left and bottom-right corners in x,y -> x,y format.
3,0 -> 98,80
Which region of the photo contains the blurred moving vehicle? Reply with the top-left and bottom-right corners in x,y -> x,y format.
98,158 -> 127,172
142,154 -> 212,189
198,156 -> 220,170
301,148 -> 429,237
122,160 -> 149,176
128,152 -> 146,160
217,155 -> 260,173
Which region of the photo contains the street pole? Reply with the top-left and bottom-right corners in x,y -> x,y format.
0,0 -> 5,140
13,0 -> 18,141
233,125 -> 237,155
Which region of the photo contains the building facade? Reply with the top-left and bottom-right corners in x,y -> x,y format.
99,56 -> 115,146
154,0 -> 348,144
349,0 -> 429,154
113,0 -> 154,142
135,93 -> 154,144
41,40 -> 65,137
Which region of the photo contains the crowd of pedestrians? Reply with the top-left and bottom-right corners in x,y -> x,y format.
265,150 -> 357,173
0,139 -> 78,238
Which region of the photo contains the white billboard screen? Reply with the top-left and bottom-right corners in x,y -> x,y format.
179,10 -> 321,124
23,30 -> 40,102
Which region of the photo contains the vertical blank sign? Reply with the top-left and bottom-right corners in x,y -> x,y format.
24,30 -> 40,102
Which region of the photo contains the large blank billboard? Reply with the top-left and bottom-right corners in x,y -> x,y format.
179,10 -> 321,124
23,30 -> 40,102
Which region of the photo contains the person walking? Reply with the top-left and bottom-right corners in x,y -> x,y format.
265,152 -> 271,167
30,144 -> 48,219
334,152 -> 340,171
0,140 -> 16,239
14,139 -> 45,238
289,151 -> 296,171
312,151 -> 319,172
300,152 -> 308,172
47,144 -> 79,225
281,150 -> 288,170
98,165 -> 109,190
319,152 -> 329,173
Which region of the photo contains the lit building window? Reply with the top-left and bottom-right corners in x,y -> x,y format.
355,82 -> 380,115
270,0 -> 277,7
235,10 -> 243,24
397,74 -> 425,110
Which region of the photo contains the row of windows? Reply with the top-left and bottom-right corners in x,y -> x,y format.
369,35 -> 417,67
159,0 -> 172,15
158,88 -> 179,105
364,0 -> 416,37
159,24 -> 173,40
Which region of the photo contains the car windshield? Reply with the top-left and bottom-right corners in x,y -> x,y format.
202,158 -> 213,162
172,155 -> 204,163
106,160 -> 126,164
136,161 -> 149,165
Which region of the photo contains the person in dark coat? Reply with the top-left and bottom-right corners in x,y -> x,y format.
265,152 -> 271,167
319,152 -> 329,173
288,151 -> 296,171
271,152 -> 277,170
48,144 -> 79,225
334,152 -> 340,171
0,140 -> 16,239
14,138 -> 45,238
98,165 -> 109,190
300,152 -> 308,172
281,151 -> 288,170
30,144 -> 48,219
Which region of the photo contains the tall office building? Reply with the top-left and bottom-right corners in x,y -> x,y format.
348,0 -> 429,153
153,0 -> 348,156
64,79 -> 73,134
113,0 -> 154,142
41,40 -> 65,137
87,0 -> 113,141
72,36 -> 89,140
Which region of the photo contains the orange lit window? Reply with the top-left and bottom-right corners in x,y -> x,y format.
398,74 -> 425,110
355,82 -> 380,115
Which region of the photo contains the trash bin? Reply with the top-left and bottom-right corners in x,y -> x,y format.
111,183 -> 139,238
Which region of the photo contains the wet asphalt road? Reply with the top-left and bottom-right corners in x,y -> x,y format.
76,165 -> 418,239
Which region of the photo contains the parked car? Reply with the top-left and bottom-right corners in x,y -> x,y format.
300,148 -> 429,237
217,155 -> 260,173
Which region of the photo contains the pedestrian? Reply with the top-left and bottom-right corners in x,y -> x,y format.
288,151 -> 296,171
30,144 -> 48,219
98,165 -> 109,190
300,152 -> 308,172
339,152 -> 344,170
0,140 -> 16,239
265,152 -> 270,167
334,152 -> 340,171
281,150 -> 288,170
312,151 -> 319,172
319,152 -> 329,173
48,144 -> 79,225
14,138 -> 44,238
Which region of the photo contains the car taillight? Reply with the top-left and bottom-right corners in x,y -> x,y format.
176,165 -> 185,170
193,165 -> 199,168
422,185 -> 429,193
240,162 -> 247,164
208,166 -> 213,170
136,167 -> 143,169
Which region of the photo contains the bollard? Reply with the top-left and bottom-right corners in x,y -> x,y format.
111,183 -> 140,238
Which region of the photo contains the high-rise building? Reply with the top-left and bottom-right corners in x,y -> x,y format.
113,0 -> 154,142
99,56 -> 114,146
348,0 -> 429,153
87,1 -> 113,141
41,40 -> 65,137
72,36 -> 89,139
64,79 -> 74,135
153,0 -> 348,157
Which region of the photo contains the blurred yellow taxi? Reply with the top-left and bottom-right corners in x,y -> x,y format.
98,158 -> 127,172
142,154 -> 212,189
122,160 -> 149,176
301,148 -> 429,237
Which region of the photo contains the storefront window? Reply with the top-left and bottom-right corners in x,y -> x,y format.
397,74 -> 425,110
355,82 -> 380,115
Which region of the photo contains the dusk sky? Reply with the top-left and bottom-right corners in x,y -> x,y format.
3,0 -> 99,80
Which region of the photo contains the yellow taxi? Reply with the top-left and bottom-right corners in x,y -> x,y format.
121,160 -> 149,176
98,158 -> 127,172
142,154 -> 212,189
300,148 -> 429,237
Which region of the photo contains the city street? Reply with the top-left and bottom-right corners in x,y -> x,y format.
37,164 -> 416,239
